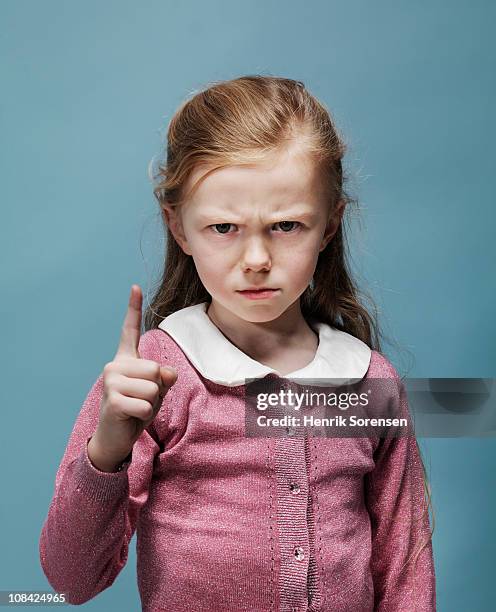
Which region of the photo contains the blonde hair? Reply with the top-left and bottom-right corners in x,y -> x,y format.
145,74 -> 434,581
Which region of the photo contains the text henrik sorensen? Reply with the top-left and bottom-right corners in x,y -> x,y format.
256,415 -> 408,427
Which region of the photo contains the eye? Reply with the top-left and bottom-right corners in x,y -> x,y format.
274,221 -> 301,232
209,221 -> 302,235
210,223 -> 234,234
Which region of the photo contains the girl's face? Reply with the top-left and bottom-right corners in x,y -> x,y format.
163,143 -> 344,325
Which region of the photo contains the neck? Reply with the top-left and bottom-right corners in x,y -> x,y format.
206,298 -> 317,362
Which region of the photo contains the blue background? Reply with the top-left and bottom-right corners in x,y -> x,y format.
1,1 -> 495,610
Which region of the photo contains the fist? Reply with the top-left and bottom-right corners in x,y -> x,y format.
89,284 -> 177,469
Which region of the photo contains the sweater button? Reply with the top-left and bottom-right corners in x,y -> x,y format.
289,482 -> 300,494
294,546 -> 305,561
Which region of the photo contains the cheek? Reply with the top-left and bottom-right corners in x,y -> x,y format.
279,238 -> 321,280
276,235 -> 320,266
190,256 -> 220,295
188,231 -> 321,276
189,240 -> 231,286
190,239 -> 230,269
288,260 -> 317,288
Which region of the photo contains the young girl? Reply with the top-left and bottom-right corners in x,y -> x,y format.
39,75 -> 436,612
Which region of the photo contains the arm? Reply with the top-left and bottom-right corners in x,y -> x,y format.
364,375 -> 436,612
39,331 -> 163,605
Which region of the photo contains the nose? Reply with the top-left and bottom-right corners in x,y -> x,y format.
240,237 -> 272,272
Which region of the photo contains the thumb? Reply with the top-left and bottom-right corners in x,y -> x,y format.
159,365 -> 178,395
145,366 -> 178,428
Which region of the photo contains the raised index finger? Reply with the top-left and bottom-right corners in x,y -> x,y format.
115,284 -> 142,359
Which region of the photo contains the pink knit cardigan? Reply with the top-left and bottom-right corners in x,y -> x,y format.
39,328 -> 436,611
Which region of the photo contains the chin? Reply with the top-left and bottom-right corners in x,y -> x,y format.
238,303 -> 288,322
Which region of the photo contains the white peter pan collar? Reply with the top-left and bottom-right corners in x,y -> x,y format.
157,302 -> 371,387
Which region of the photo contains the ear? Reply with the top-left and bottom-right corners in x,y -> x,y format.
162,203 -> 192,256
319,199 -> 346,252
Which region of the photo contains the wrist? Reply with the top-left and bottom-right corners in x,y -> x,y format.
87,434 -> 132,473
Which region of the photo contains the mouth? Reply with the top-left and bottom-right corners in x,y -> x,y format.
236,288 -> 280,300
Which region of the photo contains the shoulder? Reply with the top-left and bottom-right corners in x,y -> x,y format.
137,328 -> 179,361
137,328 -> 192,369
366,349 -> 402,381
137,329 -> 162,359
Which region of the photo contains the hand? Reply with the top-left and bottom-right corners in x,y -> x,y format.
88,284 -> 177,471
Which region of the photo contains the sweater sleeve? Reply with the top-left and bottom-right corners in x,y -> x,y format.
364,368 -> 436,612
39,330 -> 164,605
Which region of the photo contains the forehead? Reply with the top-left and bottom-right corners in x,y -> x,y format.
182,146 -> 326,213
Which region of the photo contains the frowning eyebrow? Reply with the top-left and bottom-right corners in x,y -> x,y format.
196,209 -> 317,223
